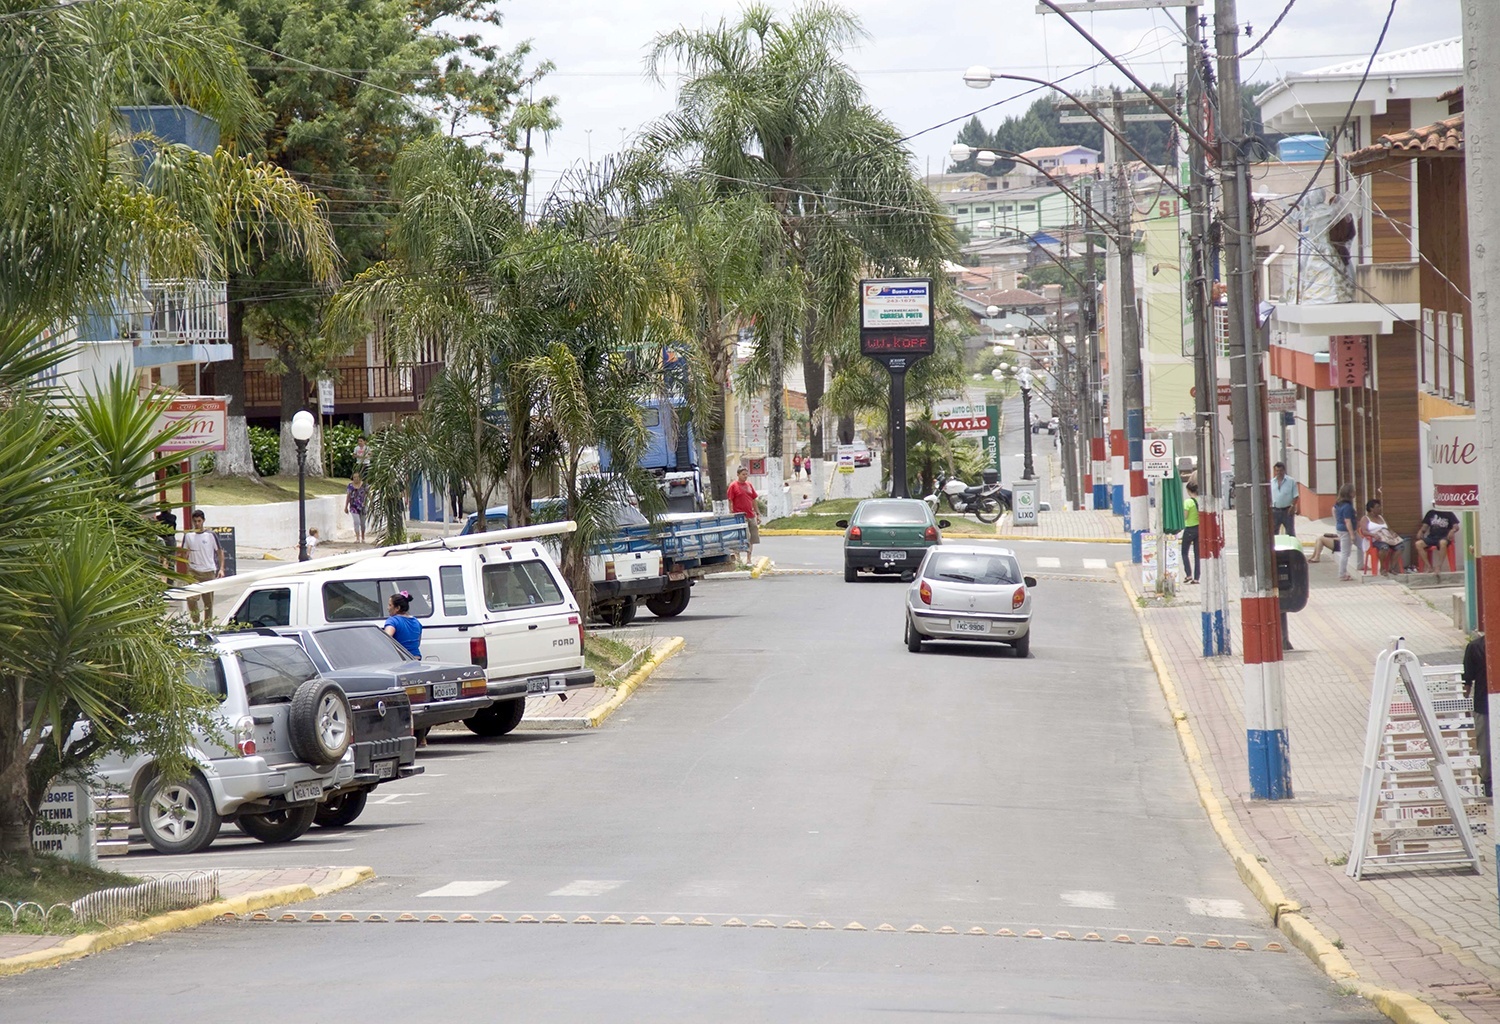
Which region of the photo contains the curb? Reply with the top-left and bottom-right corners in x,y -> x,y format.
1113,566 -> 1449,1024
0,866 -> 374,978
582,637 -> 685,727
761,528 -> 842,536
994,533 -> 1131,545
749,556 -> 772,579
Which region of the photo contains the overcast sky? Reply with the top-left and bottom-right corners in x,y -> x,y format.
485,1 -> 1462,202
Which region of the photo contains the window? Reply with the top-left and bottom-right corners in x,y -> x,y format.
973,206 -> 991,214
235,645 -> 317,705
641,407 -> 661,427
322,577 -> 434,622
855,501 -> 931,526
1453,313 -> 1467,403
1021,204 -> 1036,212
439,565 -> 468,616
232,588 -> 291,628
1436,311 -> 1450,397
923,552 -> 1022,586
186,657 -> 226,700
955,206 -> 969,215
481,561 -> 564,611
313,626 -> 413,668
1421,308 -> 1436,391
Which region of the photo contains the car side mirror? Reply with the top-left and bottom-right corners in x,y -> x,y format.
835,519 -> 849,529
938,520 -> 951,529
1024,575 -> 1038,588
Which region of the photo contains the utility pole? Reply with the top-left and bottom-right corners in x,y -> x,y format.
1217,0 -> 1287,798
1186,5 -> 1228,656
1084,197 -> 1107,509
1460,0 -> 1500,864
1114,94 -> 1148,564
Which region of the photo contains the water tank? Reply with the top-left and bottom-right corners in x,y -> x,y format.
1277,135 -> 1329,162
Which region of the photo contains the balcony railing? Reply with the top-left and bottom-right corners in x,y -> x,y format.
221,363 -> 441,410
138,278 -> 228,344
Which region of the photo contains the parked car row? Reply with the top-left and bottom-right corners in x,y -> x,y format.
111,526 -> 606,854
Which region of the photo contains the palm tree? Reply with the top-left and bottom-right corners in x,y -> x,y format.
644,2 -> 958,479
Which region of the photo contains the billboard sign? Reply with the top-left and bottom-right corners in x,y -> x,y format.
156,396 -> 228,452
860,278 -> 932,330
1428,416 -> 1478,510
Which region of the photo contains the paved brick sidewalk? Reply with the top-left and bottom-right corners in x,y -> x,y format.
1129,555 -> 1499,1023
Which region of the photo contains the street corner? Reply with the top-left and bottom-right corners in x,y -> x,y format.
0,866 -> 376,979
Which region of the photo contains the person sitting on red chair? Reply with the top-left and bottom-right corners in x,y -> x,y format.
1415,507 -> 1459,581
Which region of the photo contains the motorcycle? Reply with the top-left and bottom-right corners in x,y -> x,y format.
926,470 -> 1009,524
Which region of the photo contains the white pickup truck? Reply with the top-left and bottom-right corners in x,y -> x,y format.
200,525 -> 596,737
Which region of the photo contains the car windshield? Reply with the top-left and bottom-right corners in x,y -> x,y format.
924,552 -> 1022,585
856,502 -> 929,525
312,626 -> 413,667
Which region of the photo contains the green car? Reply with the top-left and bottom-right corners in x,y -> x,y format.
837,498 -> 949,582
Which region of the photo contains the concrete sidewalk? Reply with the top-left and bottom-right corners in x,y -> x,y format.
1122,546 -> 1499,1022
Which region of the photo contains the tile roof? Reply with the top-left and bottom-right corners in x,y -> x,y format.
1346,113 -> 1464,172
968,287 -> 1049,308
1020,145 -> 1100,160
1305,36 -> 1461,77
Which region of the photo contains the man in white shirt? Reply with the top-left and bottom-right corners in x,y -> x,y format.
180,509 -> 225,626
1269,462 -> 1298,536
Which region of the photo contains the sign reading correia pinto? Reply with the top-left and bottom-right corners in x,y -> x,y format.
859,278 -> 935,499
1428,415 -> 1478,510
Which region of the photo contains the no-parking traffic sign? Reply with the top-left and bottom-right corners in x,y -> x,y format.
1144,436 -> 1175,480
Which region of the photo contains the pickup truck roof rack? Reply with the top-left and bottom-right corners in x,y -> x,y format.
169,521 -> 577,600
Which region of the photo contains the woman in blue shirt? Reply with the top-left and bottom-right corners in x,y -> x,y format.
383,591 -> 422,657
1331,483 -> 1357,581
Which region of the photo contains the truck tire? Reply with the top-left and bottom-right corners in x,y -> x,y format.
598,598 -> 637,627
314,788 -> 370,828
464,698 -> 526,737
645,587 -> 690,618
288,679 -> 352,767
138,773 -> 221,855
236,804 -> 317,843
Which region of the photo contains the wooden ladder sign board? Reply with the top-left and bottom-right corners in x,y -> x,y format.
1347,645 -> 1484,879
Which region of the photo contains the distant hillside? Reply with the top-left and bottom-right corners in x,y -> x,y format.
948,81 -> 1278,174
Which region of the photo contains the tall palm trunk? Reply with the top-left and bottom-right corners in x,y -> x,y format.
215,275 -> 258,477
801,303 -> 825,460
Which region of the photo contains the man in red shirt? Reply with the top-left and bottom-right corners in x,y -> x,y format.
726,466 -> 760,562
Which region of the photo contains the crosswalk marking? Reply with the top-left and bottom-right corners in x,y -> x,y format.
1060,890 -> 1116,909
548,880 -> 625,897
1186,898 -> 1247,919
417,880 -> 508,899
1034,557 -> 1062,568
1082,558 -> 1108,570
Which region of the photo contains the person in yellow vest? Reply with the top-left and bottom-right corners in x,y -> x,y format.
1181,480 -> 1200,584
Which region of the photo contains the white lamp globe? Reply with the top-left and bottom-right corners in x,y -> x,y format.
291,409 -> 316,442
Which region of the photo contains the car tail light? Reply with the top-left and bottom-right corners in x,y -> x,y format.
919,581 -> 932,605
1012,586 -> 1026,610
849,526 -> 861,539
461,675 -> 488,698
470,636 -> 488,668
605,562 -> 617,582
570,614 -> 585,645
405,685 -> 429,704
233,716 -> 256,756
924,526 -> 937,541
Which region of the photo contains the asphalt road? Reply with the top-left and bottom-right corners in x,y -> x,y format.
1,536 -> 1381,1023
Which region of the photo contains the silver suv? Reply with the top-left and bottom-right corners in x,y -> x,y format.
97,632 -> 357,854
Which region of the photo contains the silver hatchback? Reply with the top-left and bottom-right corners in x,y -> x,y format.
903,544 -> 1038,657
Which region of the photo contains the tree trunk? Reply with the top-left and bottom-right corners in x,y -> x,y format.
768,323 -> 785,460
704,317 -> 732,503
278,365 -> 323,478
214,275 -> 258,477
0,679 -> 33,856
838,414 -> 855,446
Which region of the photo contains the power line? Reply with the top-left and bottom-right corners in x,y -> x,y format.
1242,1 -> 1297,59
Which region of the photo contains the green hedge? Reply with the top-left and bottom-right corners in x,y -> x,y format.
323,422 -> 364,478
248,425 -> 280,477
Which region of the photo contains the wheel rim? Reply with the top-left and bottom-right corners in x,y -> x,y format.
317,693 -> 348,750
148,784 -> 200,842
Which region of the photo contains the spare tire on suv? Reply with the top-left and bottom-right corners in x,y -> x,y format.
288,679 -> 352,766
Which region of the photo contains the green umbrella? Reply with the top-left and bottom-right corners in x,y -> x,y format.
1160,468 -> 1186,534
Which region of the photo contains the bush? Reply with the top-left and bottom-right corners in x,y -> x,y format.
248,425 -> 280,476
323,422 -> 364,478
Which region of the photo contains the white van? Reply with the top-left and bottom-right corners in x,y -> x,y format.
224,536 -> 594,737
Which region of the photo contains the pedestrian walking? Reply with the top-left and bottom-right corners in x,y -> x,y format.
353,435 -> 370,471
1181,480 -> 1200,584
180,509 -> 224,626
383,590 -> 422,658
1463,634 -> 1492,798
726,466 -> 759,562
346,470 -> 369,545
792,453 -> 802,479
305,527 -> 320,556
1414,506 -> 1459,581
1270,462 -> 1298,536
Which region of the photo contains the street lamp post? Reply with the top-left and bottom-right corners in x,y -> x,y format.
291,410 -> 315,562
1017,367 -> 1035,481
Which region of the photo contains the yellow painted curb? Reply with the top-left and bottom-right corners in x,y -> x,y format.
749,556 -> 772,579
1115,568 -> 1449,1024
994,533 -> 1131,544
0,865 -> 374,978
760,528 -> 842,536
583,637 -> 686,728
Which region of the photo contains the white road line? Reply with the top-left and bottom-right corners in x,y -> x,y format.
1082,558 -> 1108,570
1185,898 -> 1247,919
417,880 -> 509,899
1035,557 -> 1062,569
368,793 -> 425,805
548,880 -> 625,897
1059,890 -> 1117,910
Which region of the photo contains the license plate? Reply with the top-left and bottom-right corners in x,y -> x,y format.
629,562 -> 649,574
880,550 -> 906,561
527,676 -> 567,694
374,760 -> 396,780
432,681 -> 459,700
290,781 -> 322,803
952,619 -> 990,634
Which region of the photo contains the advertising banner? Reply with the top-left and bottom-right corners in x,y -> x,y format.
1428,416 -> 1478,510
156,396 -> 228,452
